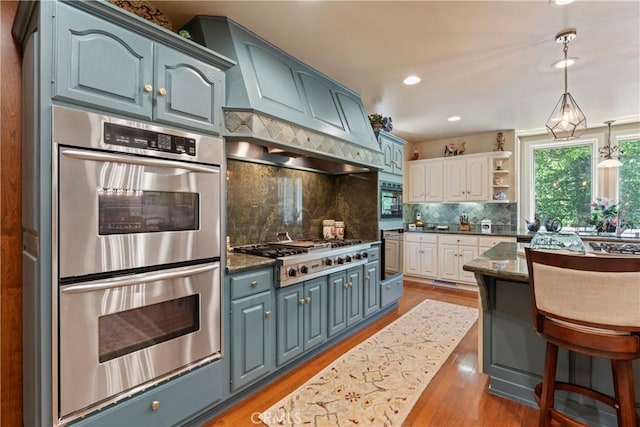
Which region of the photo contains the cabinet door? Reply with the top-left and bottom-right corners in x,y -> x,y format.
444,159 -> 467,202
465,157 -> 489,201
230,292 -> 274,391
425,160 -> 444,202
327,271 -> 347,337
407,161 -> 426,202
363,262 -> 380,318
392,144 -> 404,175
458,245 -> 479,283
439,244 -> 459,282
346,267 -> 363,327
54,2 -> 153,119
303,277 -> 327,351
380,138 -> 394,174
419,243 -> 438,278
384,239 -> 400,273
155,45 -> 224,134
404,241 -> 422,275
276,285 -> 304,366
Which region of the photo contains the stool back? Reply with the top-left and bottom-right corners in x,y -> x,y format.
525,248 -> 640,332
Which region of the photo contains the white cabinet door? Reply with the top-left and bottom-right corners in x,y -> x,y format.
419,243 -> 438,277
424,160 -> 444,202
444,159 -> 467,202
404,241 -> 421,275
458,245 -> 479,283
438,244 -> 458,281
407,161 -> 426,202
465,157 -> 489,201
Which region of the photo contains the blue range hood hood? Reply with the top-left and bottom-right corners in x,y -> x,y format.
182,16 -> 383,173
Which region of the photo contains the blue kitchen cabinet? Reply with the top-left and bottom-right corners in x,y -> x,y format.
69,360 -> 223,427
54,1 -> 226,135
328,266 -> 363,337
380,274 -> 404,308
276,276 -> 327,366
379,131 -> 406,176
363,261 -> 380,318
230,268 -> 275,392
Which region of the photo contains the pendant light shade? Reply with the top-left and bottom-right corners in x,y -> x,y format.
597,120 -> 622,168
545,29 -> 587,140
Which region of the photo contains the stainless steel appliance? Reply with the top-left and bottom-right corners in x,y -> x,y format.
52,106 -> 223,423
54,106 -> 222,279
234,239 -> 372,287
589,242 -> 640,255
381,230 -> 403,279
380,181 -> 403,219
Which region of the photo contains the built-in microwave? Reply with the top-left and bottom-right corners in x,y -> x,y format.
380,181 -> 403,219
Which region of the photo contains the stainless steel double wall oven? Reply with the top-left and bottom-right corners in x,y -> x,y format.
53,106 -> 223,423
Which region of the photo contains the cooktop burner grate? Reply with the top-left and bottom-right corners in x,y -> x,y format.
589,242 -> 640,255
234,239 -> 365,259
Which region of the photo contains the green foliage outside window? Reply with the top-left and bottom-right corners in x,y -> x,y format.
619,138 -> 640,229
533,145 -> 593,228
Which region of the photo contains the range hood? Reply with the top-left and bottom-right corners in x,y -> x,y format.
182,16 -> 384,174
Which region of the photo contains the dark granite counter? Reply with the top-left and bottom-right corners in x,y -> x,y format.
405,228 -> 640,243
226,252 -> 276,274
462,242 -> 529,283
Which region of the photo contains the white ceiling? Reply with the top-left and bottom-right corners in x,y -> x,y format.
157,0 -> 640,143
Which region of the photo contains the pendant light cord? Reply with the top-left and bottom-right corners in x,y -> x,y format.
563,42 -> 569,94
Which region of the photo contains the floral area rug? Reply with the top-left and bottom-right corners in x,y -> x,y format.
258,299 -> 478,426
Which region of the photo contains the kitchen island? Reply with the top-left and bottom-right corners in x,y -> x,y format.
463,242 -> 640,427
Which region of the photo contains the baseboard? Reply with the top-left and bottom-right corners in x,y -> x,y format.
403,275 -> 478,293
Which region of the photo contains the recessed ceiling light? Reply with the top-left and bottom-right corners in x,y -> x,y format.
552,57 -> 577,69
448,116 -> 461,122
403,75 -> 421,85
552,0 -> 576,5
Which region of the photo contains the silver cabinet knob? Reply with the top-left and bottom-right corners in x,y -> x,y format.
143,84 -> 153,93
305,297 -> 311,303
251,280 -> 258,288
158,87 -> 167,96
265,311 -> 272,318
299,298 -> 306,305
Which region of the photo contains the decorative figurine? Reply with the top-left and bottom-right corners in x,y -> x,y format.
458,141 -> 466,155
411,150 -> 420,160
382,117 -> 393,132
495,132 -> 505,151
444,143 -> 456,157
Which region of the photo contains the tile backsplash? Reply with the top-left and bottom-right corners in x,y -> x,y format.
226,160 -> 378,246
403,202 -> 517,231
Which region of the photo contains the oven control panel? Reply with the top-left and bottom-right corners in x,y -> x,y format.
104,122 -> 196,156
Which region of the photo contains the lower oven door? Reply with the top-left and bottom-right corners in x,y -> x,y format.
58,262 -> 221,421
57,147 -> 221,278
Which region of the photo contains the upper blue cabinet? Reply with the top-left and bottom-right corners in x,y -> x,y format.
52,2 -> 232,135
182,16 -> 380,153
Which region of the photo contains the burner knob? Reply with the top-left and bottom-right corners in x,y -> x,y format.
288,268 -> 297,277
362,252 -> 369,258
345,255 -> 352,262
337,257 -> 344,265
355,253 -> 362,260
300,265 -> 309,274
325,258 -> 333,266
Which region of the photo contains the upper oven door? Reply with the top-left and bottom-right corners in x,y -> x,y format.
380,182 -> 403,218
58,147 -> 220,278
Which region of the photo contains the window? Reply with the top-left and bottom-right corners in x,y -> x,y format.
521,128 -> 640,235
618,137 -> 640,232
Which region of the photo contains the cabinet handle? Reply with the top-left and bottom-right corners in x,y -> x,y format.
386,285 -> 391,290
365,275 -> 370,281
305,297 -> 311,303
299,298 -> 306,305
143,84 -> 153,93
158,87 -> 167,96
151,401 -> 160,411
265,311 -> 272,318
251,280 -> 258,288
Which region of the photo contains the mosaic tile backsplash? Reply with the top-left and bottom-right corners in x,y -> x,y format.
403,202 -> 517,232
226,160 -> 378,246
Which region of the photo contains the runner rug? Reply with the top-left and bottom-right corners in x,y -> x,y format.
258,299 -> 478,426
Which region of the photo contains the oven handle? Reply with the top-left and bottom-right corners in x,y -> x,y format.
59,149 -> 219,174
61,263 -> 219,294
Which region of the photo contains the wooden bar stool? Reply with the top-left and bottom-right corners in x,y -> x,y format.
525,248 -> 640,427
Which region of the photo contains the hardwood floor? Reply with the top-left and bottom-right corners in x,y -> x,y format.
206,281 -> 541,426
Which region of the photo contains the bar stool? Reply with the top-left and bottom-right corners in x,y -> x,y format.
525,248 -> 640,427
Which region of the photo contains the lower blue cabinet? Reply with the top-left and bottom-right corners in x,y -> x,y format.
276,276 -> 327,366
380,274 -> 404,308
328,266 -> 364,337
230,290 -> 275,392
363,261 -> 380,317
70,360 -> 223,426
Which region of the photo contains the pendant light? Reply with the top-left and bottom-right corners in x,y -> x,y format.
545,29 -> 587,140
597,120 -> 622,168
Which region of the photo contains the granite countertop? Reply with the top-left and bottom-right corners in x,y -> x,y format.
462,242 -> 530,283
405,227 -> 640,242
226,252 -> 276,274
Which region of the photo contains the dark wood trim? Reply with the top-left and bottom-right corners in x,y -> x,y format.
1,1 -> 24,425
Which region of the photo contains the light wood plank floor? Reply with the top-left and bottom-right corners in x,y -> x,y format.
205,281 -> 542,426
